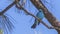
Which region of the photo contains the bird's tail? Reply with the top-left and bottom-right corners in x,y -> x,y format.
31,22 -> 37,29
31,19 -> 39,29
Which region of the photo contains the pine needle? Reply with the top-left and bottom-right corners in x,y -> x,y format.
0,15 -> 14,34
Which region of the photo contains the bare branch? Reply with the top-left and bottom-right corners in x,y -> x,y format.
0,0 -> 20,15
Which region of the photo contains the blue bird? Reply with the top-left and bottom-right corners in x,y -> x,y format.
31,9 -> 45,29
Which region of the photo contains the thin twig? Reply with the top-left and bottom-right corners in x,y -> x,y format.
0,0 -> 20,15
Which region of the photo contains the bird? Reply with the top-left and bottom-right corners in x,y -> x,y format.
31,9 -> 45,29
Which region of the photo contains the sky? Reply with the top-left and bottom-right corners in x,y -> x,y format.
0,0 -> 60,34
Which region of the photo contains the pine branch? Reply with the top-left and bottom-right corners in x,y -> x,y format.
0,0 -> 20,34
0,0 -> 59,33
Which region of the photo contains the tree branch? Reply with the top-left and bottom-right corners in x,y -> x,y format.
0,0 -> 20,15
30,0 -> 60,34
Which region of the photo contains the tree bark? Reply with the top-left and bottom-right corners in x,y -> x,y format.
30,0 -> 60,34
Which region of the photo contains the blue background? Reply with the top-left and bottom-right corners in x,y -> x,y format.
0,0 -> 60,34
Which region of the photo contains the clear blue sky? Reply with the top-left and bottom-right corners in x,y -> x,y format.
0,0 -> 60,34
